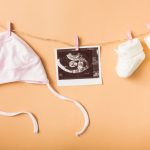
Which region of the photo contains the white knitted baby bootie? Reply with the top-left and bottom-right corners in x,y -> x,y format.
115,38 -> 145,78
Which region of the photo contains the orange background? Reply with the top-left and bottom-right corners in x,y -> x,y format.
0,0 -> 150,149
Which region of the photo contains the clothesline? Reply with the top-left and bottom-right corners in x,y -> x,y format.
0,23 -> 150,46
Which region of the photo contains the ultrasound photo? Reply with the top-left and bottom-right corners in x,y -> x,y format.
55,46 -> 102,86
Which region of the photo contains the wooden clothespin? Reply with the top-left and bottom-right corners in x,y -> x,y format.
7,21 -> 12,36
75,34 -> 79,50
146,22 -> 150,31
127,30 -> 133,41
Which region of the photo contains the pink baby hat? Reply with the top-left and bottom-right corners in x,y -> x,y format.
0,27 -> 89,136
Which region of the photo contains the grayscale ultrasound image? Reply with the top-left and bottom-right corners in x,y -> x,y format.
56,47 -> 100,80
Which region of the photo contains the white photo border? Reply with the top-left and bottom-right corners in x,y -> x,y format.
55,45 -> 102,86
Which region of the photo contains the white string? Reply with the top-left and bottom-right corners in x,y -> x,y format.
0,110 -> 39,134
47,83 -> 90,136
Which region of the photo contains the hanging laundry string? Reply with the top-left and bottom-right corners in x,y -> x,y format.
0,23 -> 149,46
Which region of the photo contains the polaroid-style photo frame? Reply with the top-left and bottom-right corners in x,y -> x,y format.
55,45 -> 102,86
